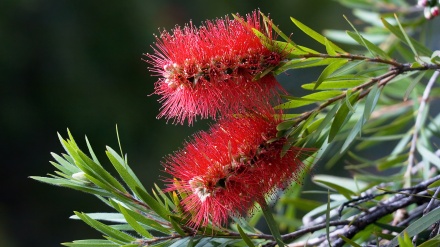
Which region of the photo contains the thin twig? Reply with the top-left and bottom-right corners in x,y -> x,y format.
406,70 -> 440,185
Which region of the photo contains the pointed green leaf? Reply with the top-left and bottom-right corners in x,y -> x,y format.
62,239 -> 118,247
274,97 -> 318,110
387,206 -> 440,247
154,184 -> 176,211
341,115 -> 364,153
106,146 -> 146,195
381,18 -> 432,57
302,79 -> 366,90
329,92 -> 360,142
394,15 -> 417,57
70,213 -> 126,223
135,187 -> 170,221
51,152 -> 80,174
85,136 -> 101,166
324,37 -> 337,56
303,117 -> 325,137
260,203 -> 285,247
346,31 -> 390,59
363,84 -> 381,121
169,216 -> 186,236
277,120 -> 296,131
236,225 -> 256,247
303,91 -> 343,100
313,175 -> 361,199
338,234 -> 362,247
397,232 -> 413,247
74,212 -> 135,243
314,59 -> 348,90
30,176 -> 109,196
291,17 -> 345,53
108,200 -> 172,234
417,144 -> 440,169
118,204 -> 154,238
275,57 -> 337,73
306,101 -> 340,143
418,235 -> 440,247
76,150 -> 127,193
260,12 -> 296,46
404,72 -> 425,101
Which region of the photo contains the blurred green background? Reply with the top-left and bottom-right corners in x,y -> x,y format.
1,1 -> 350,246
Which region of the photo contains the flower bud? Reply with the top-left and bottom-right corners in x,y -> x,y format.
72,171 -> 91,184
431,6 -> 439,17
425,7 -> 434,19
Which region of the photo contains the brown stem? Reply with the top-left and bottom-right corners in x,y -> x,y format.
288,55 -> 440,127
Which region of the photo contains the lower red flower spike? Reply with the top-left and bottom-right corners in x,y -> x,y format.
163,111 -> 309,227
145,10 -> 285,125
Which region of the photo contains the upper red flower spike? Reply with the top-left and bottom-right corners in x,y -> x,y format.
146,11 -> 285,125
163,111 -> 308,227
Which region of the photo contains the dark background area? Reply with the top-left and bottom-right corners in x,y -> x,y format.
1,1 -> 351,246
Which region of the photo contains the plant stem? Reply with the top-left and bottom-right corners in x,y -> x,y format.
406,70 -> 440,185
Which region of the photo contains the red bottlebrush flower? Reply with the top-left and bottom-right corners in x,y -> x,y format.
163,111 -> 308,227
145,11 -> 285,125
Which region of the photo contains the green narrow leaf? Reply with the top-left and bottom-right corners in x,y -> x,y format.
313,176 -> 354,199
331,60 -> 365,77
51,152 -> 81,174
154,184 -> 176,211
62,239 -> 119,247
314,60 -> 348,90
118,204 -> 154,238
260,202 -> 285,247
70,213 -> 126,223
277,57 -> 343,74
329,92 -> 360,142
260,12 -> 297,46
363,84 -> 381,121
303,117 -> 325,137
135,187 -> 170,221
274,97 -> 318,110
417,235 -> 440,247
417,144 -> 440,169
290,17 -> 345,53
85,136 -> 101,166
341,115 -> 364,153
236,225 -> 256,247
108,200 -> 172,234
49,161 -> 74,176
277,120 -> 296,131
106,146 -> 146,195
169,216 -> 186,236
381,18 -> 432,57
343,15 -> 390,59
325,37 -> 337,56
308,101 -> 341,142
302,91 -> 343,100
76,150 -> 127,193
302,79 -> 365,90
394,14 -> 418,57
346,31 -> 390,59
397,232 -> 413,247
404,72 -> 425,101
387,206 -> 440,247
252,29 -> 273,51
74,212 -> 136,243
338,234 -> 362,247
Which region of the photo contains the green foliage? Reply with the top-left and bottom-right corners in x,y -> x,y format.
32,1 -> 440,246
